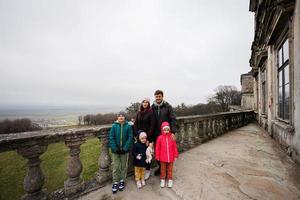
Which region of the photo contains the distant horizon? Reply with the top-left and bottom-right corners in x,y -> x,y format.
0,99 -> 209,110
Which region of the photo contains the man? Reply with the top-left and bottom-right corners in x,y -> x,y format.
151,90 -> 176,175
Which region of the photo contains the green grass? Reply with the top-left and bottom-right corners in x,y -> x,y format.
0,138 -> 101,200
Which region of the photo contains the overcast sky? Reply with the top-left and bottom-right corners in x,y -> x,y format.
0,0 -> 254,108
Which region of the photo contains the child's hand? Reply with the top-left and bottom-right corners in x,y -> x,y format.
136,154 -> 142,160
149,142 -> 154,148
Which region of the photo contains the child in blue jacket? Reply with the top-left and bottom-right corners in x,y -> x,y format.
109,112 -> 133,193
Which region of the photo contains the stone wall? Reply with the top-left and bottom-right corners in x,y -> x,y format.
0,111 -> 255,200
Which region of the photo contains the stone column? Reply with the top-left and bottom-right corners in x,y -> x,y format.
292,0 -> 300,162
212,119 -> 216,137
187,123 -> 195,148
96,129 -> 111,185
17,144 -> 48,200
207,119 -> 212,139
198,120 -> 205,143
64,136 -> 85,197
202,120 -> 208,141
178,122 -> 185,152
182,123 -> 189,151
227,116 -> 232,130
215,119 -> 220,136
193,121 -> 200,145
176,123 -> 183,152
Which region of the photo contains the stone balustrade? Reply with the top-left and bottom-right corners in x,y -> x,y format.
175,111 -> 254,152
0,110 -> 254,199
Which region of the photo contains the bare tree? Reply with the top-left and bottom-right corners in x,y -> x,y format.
125,102 -> 140,117
0,118 -> 42,134
207,85 -> 241,111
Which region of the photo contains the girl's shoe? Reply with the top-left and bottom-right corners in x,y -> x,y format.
160,179 -> 165,188
118,180 -> 125,191
112,182 -> 118,193
167,180 -> 173,188
136,180 -> 142,189
145,170 -> 151,180
141,179 -> 146,186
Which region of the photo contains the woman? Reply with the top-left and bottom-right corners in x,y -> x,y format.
134,97 -> 155,179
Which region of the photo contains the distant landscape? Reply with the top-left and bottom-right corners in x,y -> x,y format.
0,105 -> 124,128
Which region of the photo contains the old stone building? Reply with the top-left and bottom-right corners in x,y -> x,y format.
241,72 -> 255,110
246,0 -> 300,164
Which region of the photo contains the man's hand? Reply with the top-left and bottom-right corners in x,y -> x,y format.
171,133 -> 176,141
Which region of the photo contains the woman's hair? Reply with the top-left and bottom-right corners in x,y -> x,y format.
139,100 -> 150,111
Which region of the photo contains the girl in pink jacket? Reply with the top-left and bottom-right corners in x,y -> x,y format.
155,121 -> 178,188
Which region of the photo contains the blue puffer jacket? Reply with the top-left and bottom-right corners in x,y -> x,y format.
109,121 -> 133,153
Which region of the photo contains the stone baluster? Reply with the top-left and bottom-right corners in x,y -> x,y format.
17,143 -> 48,200
193,121 -> 200,145
225,118 -> 229,131
176,123 -> 184,152
207,119 -> 212,139
96,128 -> 111,185
219,118 -> 224,135
178,121 -> 185,152
232,116 -> 236,128
236,115 -> 240,127
212,119 -> 216,137
64,135 -> 85,197
215,119 -> 219,137
217,118 -> 221,135
221,118 -> 226,134
202,120 -> 208,142
187,123 -> 195,148
215,119 -> 220,136
182,122 -> 189,151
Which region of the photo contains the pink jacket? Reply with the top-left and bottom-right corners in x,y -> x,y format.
155,122 -> 179,163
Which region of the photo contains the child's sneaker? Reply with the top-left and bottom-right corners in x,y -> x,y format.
112,182 -> 118,193
167,180 -> 173,188
160,179 -> 165,188
145,170 -> 151,180
141,179 -> 146,186
118,180 -> 125,191
136,180 -> 142,189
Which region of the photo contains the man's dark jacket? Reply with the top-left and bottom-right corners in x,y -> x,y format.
151,101 -> 176,142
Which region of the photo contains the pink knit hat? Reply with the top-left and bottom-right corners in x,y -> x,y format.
142,97 -> 150,103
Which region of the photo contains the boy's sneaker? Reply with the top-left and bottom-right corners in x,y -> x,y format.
136,180 -> 142,189
112,182 -> 118,193
141,179 -> 146,186
118,180 -> 125,191
167,180 -> 173,188
145,170 -> 151,180
160,179 -> 165,188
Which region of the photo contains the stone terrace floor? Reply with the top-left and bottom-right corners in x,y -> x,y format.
78,123 -> 300,200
